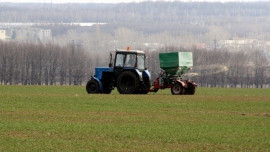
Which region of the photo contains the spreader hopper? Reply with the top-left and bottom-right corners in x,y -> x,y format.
159,52 -> 193,76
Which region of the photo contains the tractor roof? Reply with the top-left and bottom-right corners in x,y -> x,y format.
116,49 -> 145,54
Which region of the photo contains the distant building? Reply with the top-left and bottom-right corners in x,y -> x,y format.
212,39 -> 266,50
6,28 -> 52,43
219,39 -> 256,48
264,41 -> 270,50
193,43 -> 207,49
0,30 -> 9,41
37,29 -> 52,41
143,42 -> 162,48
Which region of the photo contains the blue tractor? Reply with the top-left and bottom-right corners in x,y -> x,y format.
86,49 -> 151,94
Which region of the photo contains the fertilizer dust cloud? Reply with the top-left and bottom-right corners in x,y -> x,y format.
183,65 -> 229,78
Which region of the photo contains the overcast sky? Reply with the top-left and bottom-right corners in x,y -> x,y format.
0,0 -> 268,3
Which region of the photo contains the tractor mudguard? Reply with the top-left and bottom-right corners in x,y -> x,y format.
176,80 -> 188,88
143,70 -> 151,80
92,77 -> 103,92
135,69 -> 143,81
186,80 -> 197,87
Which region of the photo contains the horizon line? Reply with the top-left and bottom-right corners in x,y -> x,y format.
0,0 -> 269,4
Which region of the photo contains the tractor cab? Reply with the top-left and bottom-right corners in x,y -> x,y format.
112,49 -> 146,76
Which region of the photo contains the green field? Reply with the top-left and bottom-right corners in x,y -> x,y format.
0,86 -> 269,151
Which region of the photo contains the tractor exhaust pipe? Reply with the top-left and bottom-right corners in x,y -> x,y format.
109,52 -> 113,67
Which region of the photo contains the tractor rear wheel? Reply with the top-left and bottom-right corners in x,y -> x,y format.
86,79 -> 100,94
171,83 -> 185,95
117,71 -> 139,94
138,78 -> 151,94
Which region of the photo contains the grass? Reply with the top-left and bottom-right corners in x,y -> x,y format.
0,86 -> 269,151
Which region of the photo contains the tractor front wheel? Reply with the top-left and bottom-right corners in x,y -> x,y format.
86,79 -> 100,94
117,71 -> 139,94
171,83 -> 185,95
103,85 -> 112,94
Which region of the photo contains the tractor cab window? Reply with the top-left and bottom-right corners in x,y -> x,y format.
124,54 -> 136,67
115,54 -> 125,67
137,54 -> 145,70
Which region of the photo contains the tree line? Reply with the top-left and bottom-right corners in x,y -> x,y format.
0,41 -> 93,85
0,41 -> 269,88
